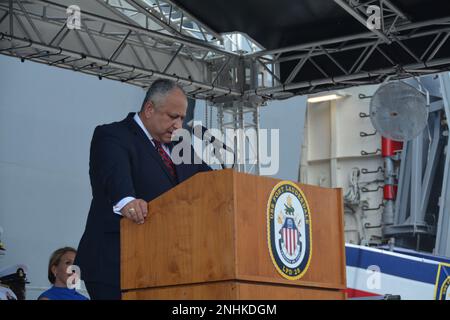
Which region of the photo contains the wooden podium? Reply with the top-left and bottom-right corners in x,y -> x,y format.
121,169 -> 346,299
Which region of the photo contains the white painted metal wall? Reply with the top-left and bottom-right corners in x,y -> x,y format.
300,85 -> 385,246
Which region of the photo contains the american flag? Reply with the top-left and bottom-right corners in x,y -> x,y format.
281,217 -> 299,256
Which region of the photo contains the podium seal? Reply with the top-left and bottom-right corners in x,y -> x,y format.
267,181 -> 312,280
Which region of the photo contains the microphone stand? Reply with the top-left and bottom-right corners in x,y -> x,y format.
210,140 -> 227,170
190,123 -> 236,170
208,138 -> 236,170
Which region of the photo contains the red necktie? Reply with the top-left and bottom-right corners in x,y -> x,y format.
153,140 -> 177,180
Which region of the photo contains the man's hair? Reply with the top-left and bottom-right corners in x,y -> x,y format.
140,79 -> 185,112
48,247 -> 77,284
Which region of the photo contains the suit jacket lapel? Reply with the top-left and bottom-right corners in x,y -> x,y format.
124,113 -> 178,185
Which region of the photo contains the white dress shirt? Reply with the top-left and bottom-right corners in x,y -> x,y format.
113,113 -> 172,215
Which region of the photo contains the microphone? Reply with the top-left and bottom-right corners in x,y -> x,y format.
192,125 -> 233,153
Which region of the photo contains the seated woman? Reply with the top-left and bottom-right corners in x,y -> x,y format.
38,247 -> 89,300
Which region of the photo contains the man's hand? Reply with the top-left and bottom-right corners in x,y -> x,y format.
121,199 -> 148,224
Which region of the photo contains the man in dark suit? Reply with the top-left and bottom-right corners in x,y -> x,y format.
75,79 -> 211,299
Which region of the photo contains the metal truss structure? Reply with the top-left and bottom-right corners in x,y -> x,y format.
1,0 -> 450,172
2,0 -> 449,98
252,0 -> 450,97
216,101 -> 261,175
